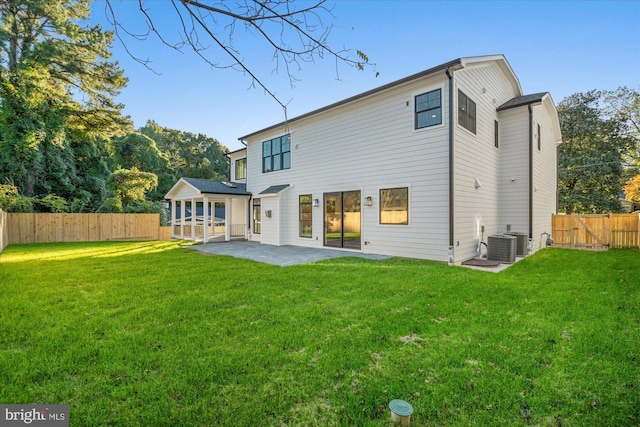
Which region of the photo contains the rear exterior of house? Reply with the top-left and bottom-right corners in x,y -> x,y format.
227,55 -> 561,264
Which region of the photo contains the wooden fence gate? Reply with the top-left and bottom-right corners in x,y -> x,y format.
552,214 -> 640,249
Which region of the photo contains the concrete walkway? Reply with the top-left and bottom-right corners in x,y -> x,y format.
187,240 -> 388,266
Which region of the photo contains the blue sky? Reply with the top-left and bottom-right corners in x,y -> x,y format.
92,1 -> 640,152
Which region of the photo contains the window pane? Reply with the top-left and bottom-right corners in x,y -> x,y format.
282,152 -> 290,169
263,141 -> 271,156
273,155 -> 281,171
416,90 -> 440,112
263,157 -> 272,173
458,90 -> 476,134
281,135 -> 290,152
417,110 -> 442,128
235,158 -> 246,180
380,187 -> 408,225
272,139 -> 281,154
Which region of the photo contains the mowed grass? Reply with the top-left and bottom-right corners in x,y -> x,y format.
0,242 -> 638,426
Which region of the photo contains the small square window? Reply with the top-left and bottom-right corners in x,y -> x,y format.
380,187 -> 408,225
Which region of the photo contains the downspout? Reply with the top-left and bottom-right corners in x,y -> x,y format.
528,105 -> 533,240
446,67 -> 455,263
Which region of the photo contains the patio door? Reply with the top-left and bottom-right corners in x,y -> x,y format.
324,191 -> 361,250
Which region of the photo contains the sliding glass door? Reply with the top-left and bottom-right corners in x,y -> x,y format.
324,191 -> 361,250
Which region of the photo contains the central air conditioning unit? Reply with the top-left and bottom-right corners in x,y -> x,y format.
487,234 -> 517,263
506,232 -> 528,257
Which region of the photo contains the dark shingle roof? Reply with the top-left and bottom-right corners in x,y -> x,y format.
497,92 -> 548,111
259,184 -> 290,195
182,178 -> 250,196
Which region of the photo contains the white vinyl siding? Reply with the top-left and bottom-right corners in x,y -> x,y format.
531,100 -> 558,252
246,75 -> 451,261
453,62 -> 521,262
498,107 -> 530,235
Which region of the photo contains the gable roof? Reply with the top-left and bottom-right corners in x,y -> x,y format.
497,92 -> 549,111
239,54 -> 522,141
164,177 -> 251,199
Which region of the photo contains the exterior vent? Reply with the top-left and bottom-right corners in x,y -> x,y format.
506,232 -> 528,257
487,234 -> 516,263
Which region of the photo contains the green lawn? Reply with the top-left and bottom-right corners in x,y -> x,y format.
0,241 -> 638,426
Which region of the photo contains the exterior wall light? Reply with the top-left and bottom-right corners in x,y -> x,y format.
365,196 -> 373,206
312,199 -> 319,207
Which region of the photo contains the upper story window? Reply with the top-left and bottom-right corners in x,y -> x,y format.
537,123 -> 541,151
235,158 -> 246,180
458,90 -> 476,134
415,89 -> 442,129
494,120 -> 499,148
263,135 -> 291,173
379,187 -> 408,225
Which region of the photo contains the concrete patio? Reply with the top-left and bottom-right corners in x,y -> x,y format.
186,240 -> 389,266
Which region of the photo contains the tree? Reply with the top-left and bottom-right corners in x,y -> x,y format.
99,167 -> 157,211
0,0 -> 129,202
624,174 -> 640,204
110,132 -> 169,173
139,120 -> 229,199
604,86 -> 640,177
557,91 -> 636,214
102,0 -> 375,112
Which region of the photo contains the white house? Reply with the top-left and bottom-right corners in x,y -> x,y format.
169,54 -> 562,264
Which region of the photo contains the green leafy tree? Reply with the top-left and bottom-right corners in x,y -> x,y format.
624,175 -> 640,204
558,91 -> 636,214
139,120 -> 229,198
604,86 -> 640,177
110,132 -> 169,172
99,167 -> 168,219
104,167 -> 157,207
0,0 -> 129,204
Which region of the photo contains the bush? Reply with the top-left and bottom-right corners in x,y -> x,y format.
97,197 -> 123,213
124,200 -> 170,224
38,194 -> 69,213
0,184 -> 36,212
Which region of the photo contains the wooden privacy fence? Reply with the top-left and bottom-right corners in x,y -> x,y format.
552,213 -> 640,250
6,213 -> 172,245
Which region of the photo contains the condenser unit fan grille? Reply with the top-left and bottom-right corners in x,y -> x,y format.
506,232 -> 528,257
487,234 -> 517,263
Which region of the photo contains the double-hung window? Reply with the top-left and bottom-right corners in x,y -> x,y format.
263,135 -> 291,173
415,89 -> 442,129
379,187 -> 409,225
458,90 -> 477,134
